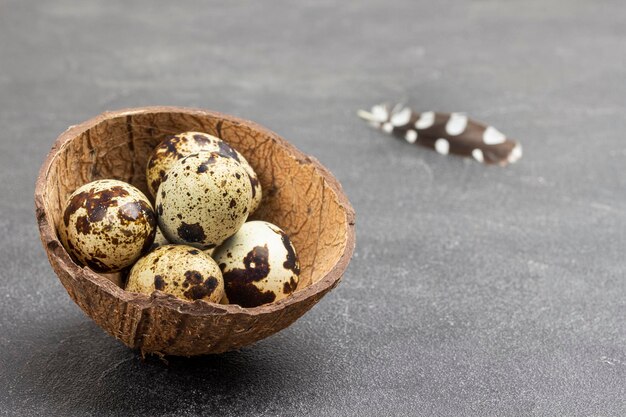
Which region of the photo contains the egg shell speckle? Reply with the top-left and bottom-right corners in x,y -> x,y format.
146,131 -> 262,213
212,221 -> 300,308
58,179 -> 156,272
156,151 -> 252,249
126,244 -> 224,303
148,227 -> 170,252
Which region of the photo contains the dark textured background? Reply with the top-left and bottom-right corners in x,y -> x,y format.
1,0 -> 625,415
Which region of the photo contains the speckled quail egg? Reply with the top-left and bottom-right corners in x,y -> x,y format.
212,221 -> 300,308
58,179 -> 156,272
148,227 -> 170,252
146,131 -> 262,213
126,245 -> 224,303
156,151 -> 252,250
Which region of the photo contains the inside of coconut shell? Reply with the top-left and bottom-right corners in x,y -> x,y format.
42,110 -> 349,293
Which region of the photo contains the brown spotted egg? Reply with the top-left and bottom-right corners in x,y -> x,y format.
212,221 -> 300,308
148,227 -> 170,252
126,245 -> 224,303
146,131 -> 262,213
156,151 -> 252,250
58,179 -> 156,272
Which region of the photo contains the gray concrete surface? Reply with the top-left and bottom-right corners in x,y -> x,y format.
1,0 -> 625,415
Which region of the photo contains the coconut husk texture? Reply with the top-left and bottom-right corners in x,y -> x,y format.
35,107 -> 355,356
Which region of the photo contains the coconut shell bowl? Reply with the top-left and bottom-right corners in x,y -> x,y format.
35,107 -> 355,356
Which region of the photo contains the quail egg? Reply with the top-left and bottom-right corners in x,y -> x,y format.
212,221 -> 300,308
126,244 -> 224,303
156,151 -> 252,250
58,179 -> 156,272
148,227 -> 170,252
146,131 -> 262,213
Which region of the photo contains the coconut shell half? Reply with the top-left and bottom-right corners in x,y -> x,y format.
35,107 -> 355,356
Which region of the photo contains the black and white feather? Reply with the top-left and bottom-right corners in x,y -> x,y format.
358,103 -> 522,166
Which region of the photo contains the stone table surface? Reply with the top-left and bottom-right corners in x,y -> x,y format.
1,0 -> 625,416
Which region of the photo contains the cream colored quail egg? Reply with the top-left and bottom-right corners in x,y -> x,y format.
146,131 -> 262,213
212,221 -> 300,308
126,244 -> 224,303
58,179 -> 156,272
156,151 -> 252,250
148,227 -> 170,252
